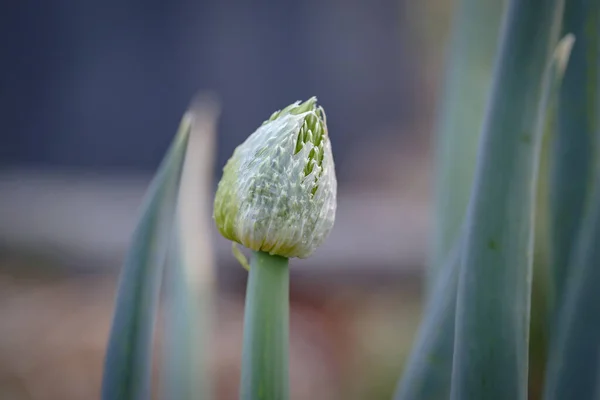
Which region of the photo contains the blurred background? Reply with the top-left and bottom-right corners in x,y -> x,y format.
0,0 -> 455,398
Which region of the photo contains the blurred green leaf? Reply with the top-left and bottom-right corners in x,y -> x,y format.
529,32 -> 576,400
161,97 -> 219,400
162,226 -> 215,400
101,116 -> 191,400
544,2 -> 600,398
450,1 -> 566,399
549,0 -> 600,315
394,233 -> 462,400
544,175 -> 600,400
395,30 -> 573,400
429,0 -> 505,290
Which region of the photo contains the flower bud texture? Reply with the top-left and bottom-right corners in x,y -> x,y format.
214,97 -> 337,259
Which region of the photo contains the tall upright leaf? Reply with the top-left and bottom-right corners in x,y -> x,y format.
528,93 -> 556,400
430,0 -> 505,289
450,1 -> 566,399
549,0 -> 600,313
101,116 -> 191,400
394,31 -> 573,400
544,2 -> 600,398
529,31 -> 577,400
161,96 -> 220,400
544,174 -> 600,400
394,233 -> 463,400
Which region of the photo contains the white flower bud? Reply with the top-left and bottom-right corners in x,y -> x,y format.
213,97 -> 337,258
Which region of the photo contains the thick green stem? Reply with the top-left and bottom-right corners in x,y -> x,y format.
240,251 -> 290,400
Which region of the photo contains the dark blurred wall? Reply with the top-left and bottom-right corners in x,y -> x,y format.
0,0 -> 421,182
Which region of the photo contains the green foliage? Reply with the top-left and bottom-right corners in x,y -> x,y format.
161,99 -> 219,400
397,2 -> 574,398
101,116 -> 191,400
162,226 -> 214,400
394,235 -> 462,400
544,1 -> 600,398
429,0 -> 505,289
549,0 -> 600,313
449,0 -> 565,398
544,173 -> 600,399
397,0 -> 600,397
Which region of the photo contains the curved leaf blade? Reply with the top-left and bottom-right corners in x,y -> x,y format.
430,0 -> 504,290
394,234 -> 463,400
549,0 -> 600,312
161,97 -> 220,400
544,176 -> 600,399
101,116 -> 191,400
544,2 -> 600,397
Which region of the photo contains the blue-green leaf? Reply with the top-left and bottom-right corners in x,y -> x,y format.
450,1 -> 566,399
544,2 -> 600,398
549,0 -> 600,315
394,30 -> 572,400
394,234 -> 463,400
161,97 -> 219,400
101,115 -> 191,400
544,178 -> 600,398
429,0 -> 505,290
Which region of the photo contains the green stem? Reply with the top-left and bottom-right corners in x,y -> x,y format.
240,251 -> 290,400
